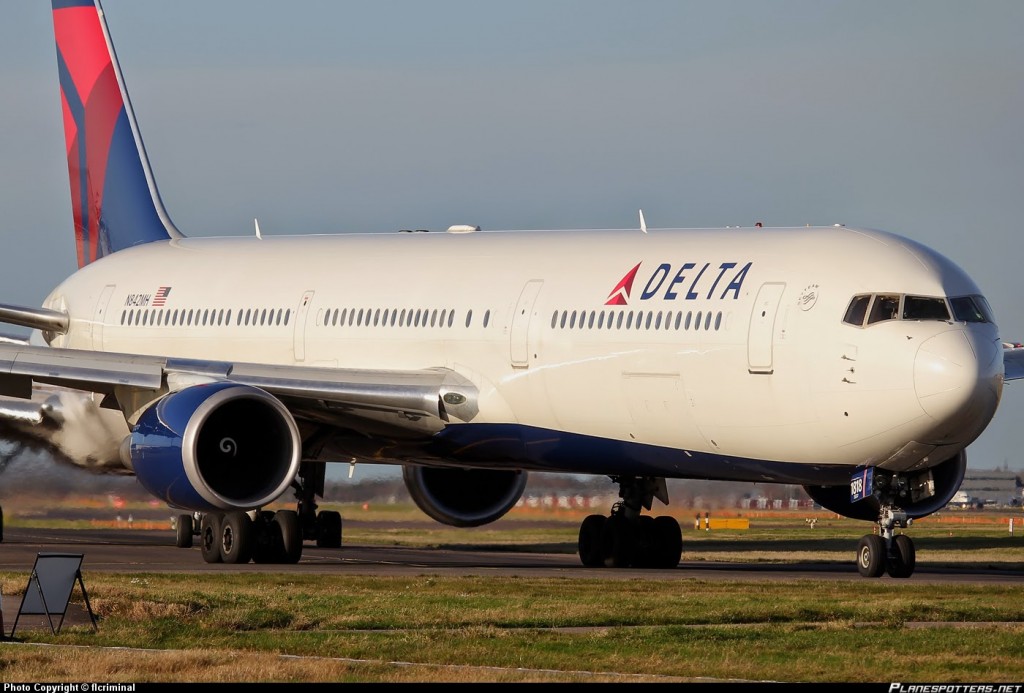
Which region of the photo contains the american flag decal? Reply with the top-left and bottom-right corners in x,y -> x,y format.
152,286 -> 171,307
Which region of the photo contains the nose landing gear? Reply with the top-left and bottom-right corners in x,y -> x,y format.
856,506 -> 915,578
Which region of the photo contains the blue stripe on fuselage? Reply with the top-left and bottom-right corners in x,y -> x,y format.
429,424 -> 851,486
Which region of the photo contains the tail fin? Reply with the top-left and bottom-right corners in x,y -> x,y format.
51,0 -> 182,268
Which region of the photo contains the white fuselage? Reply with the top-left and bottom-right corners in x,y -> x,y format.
42,225 -> 1004,484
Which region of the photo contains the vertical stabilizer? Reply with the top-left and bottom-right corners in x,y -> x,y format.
51,0 -> 182,268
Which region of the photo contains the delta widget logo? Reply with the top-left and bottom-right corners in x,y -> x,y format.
604,261 -> 754,305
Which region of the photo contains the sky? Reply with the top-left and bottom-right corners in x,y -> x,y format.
0,1 -> 1022,479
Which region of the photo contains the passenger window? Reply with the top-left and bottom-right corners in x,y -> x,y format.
903,296 -> 950,321
867,295 -> 900,324
843,295 -> 871,326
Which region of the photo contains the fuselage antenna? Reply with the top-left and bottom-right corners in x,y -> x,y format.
255,218 -> 262,240
639,209 -> 648,234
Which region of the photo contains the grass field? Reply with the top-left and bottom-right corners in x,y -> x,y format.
0,502 -> 1023,682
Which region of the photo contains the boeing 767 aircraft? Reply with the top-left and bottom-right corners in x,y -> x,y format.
0,0 -> 1020,577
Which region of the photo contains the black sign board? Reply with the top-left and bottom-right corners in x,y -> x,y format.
10,552 -> 96,636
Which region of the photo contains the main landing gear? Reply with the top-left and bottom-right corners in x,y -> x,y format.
577,475 -> 682,569
175,461 -> 344,565
856,507 -> 916,578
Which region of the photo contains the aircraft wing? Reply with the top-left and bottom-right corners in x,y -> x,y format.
0,341 -> 479,437
0,332 -> 31,346
1004,342 -> 1024,382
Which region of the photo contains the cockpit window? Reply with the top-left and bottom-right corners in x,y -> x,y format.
903,296 -> 951,321
977,295 -> 995,322
842,295 -> 871,326
949,295 -> 991,323
843,293 -> 964,328
866,295 -> 900,324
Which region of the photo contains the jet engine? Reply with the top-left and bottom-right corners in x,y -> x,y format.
803,451 -> 967,522
403,465 -> 527,527
127,382 -> 301,512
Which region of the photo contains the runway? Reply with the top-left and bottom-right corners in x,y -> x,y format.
0,526 -> 1020,584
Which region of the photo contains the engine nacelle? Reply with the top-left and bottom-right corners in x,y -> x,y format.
128,382 -> 301,512
804,451 -> 967,522
403,465 -> 527,527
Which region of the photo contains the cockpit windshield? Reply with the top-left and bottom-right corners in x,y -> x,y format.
948,295 -> 993,323
841,293 -> 987,327
903,296 -> 951,321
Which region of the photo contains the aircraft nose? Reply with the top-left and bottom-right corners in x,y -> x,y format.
914,329 -> 1000,424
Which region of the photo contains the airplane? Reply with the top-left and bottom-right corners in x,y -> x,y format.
0,0 -> 1021,576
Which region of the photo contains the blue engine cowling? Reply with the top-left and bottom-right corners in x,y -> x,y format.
803,451 -> 967,522
403,465 -> 527,527
128,382 -> 301,512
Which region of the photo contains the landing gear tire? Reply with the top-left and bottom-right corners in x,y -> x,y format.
601,514 -> 634,568
220,511 -> 254,564
274,510 -> 303,564
856,534 -> 886,578
315,510 -> 342,548
652,516 -> 682,569
251,511 -> 281,564
200,513 -> 223,564
887,534 -> 916,578
176,514 -> 194,548
578,515 -> 606,567
631,515 -> 658,568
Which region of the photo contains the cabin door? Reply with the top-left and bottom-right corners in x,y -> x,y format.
294,290 -> 315,362
510,280 -> 544,368
91,284 -> 117,349
747,282 -> 786,374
